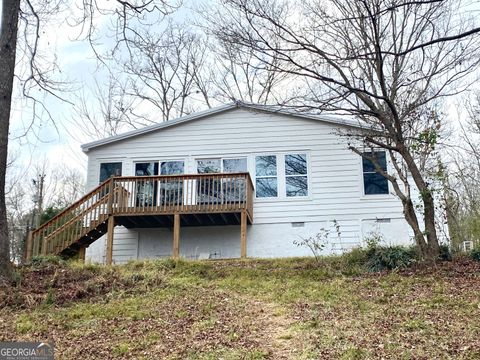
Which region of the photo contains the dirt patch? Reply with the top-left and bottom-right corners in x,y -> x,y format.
246,298 -> 306,359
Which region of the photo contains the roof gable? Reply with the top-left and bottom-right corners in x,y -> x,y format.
81,102 -> 362,153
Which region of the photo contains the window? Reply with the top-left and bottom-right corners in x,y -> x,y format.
135,162 -> 158,176
255,155 -> 278,198
362,151 -> 389,195
160,161 -> 184,206
197,159 -> 221,204
223,158 -> 247,202
99,162 -> 122,183
134,161 -> 185,207
223,158 -> 247,173
197,159 -> 221,174
135,162 -> 159,207
285,154 -> 308,197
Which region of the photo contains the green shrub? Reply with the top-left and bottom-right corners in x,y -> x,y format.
365,244 -> 416,272
469,247 -> 480,262
438,243 -> 452,262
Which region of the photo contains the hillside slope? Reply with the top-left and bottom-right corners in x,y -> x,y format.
1,257 -> 479,359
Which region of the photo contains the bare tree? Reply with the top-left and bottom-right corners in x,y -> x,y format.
446,94 -> 480,248
120,23 -> 211,121
68,75 -> 143,142
208,39 -> 289,104
208,0 -> 480,260
0,0 -> 177,280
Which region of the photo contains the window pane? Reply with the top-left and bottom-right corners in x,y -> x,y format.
364,173 -> 389,195
160,161 -> 184,206
256,178 -> 278,198
197,159 -> 221,174
285,154 -> 307,175
99,162 -> 122,183
255,155 -> 277,176
161,161 -> 184,175
286,176 -> 308,197
223,158 -> 247,173
135,162 -> 158,176
362,152 -> 387,173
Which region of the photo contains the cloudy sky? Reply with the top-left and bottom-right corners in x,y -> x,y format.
7,0 -> 203,177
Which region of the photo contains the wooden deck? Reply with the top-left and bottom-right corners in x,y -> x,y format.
26,173 -> 254,263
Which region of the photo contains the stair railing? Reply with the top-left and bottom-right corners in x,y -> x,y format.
26,178 -> 115,260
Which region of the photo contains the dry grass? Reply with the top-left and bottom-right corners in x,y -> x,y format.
0,256 -> 479,359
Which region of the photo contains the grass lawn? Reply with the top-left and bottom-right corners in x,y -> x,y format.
0,256 -> 479,359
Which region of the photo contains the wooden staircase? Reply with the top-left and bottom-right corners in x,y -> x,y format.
25,178 -> 119,261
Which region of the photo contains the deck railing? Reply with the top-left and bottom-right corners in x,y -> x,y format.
26,173 -> 253,260
112,173 -> 254,217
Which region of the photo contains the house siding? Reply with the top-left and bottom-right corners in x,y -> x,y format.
84,107 -> 412,263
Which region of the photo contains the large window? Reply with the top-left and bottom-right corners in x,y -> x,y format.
134,161 -> 184,207
362,151 -> 389,195
223,158 -> 247,202
99,162 -> 122,183
255,155 -> 278,198
196,158 -> 247,203
135,162 -> 158,207
160,161 -> 184,206
285,154 -> 308,197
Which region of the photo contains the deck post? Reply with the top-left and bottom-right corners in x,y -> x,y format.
78,246 -> 86,262
240,210 -> 247,258
173,213 -> 180,259
106,216 -> 115,265
25,230 -> 33,263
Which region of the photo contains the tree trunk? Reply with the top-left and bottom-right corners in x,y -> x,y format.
399,145 -> 440,261
0,0 -> 21,281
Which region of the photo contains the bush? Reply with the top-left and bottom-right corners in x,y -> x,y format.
469,247 -> 480,262
365,244 -> 416,272
438,243 -> 452,262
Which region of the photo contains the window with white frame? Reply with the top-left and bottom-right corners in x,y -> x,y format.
255,155 -> 278,198
196,158 -> 247,203
285,154 -> 308,197
99,162 -> 122,183
134,160 -> 184,207
362,151 -> 389,195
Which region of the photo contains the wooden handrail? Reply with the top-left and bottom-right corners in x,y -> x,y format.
31,178 -> 113,237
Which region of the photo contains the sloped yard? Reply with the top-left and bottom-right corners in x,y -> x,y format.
0,257 -> 479,359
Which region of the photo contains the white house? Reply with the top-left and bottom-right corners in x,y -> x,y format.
75,102 -> 413,264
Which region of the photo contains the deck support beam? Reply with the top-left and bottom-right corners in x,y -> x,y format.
106,216 -> 115,265
240,211 -> 247,258
173,213 -> 180,259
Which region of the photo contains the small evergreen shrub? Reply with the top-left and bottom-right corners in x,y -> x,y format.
365,244 -> 416,272
438,243 -> 452,262
469,247 -> 480,262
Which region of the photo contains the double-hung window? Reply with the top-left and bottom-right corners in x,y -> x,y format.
255,155 -> 278,198
362,151 -> 389,195
285,154 -> 308,197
